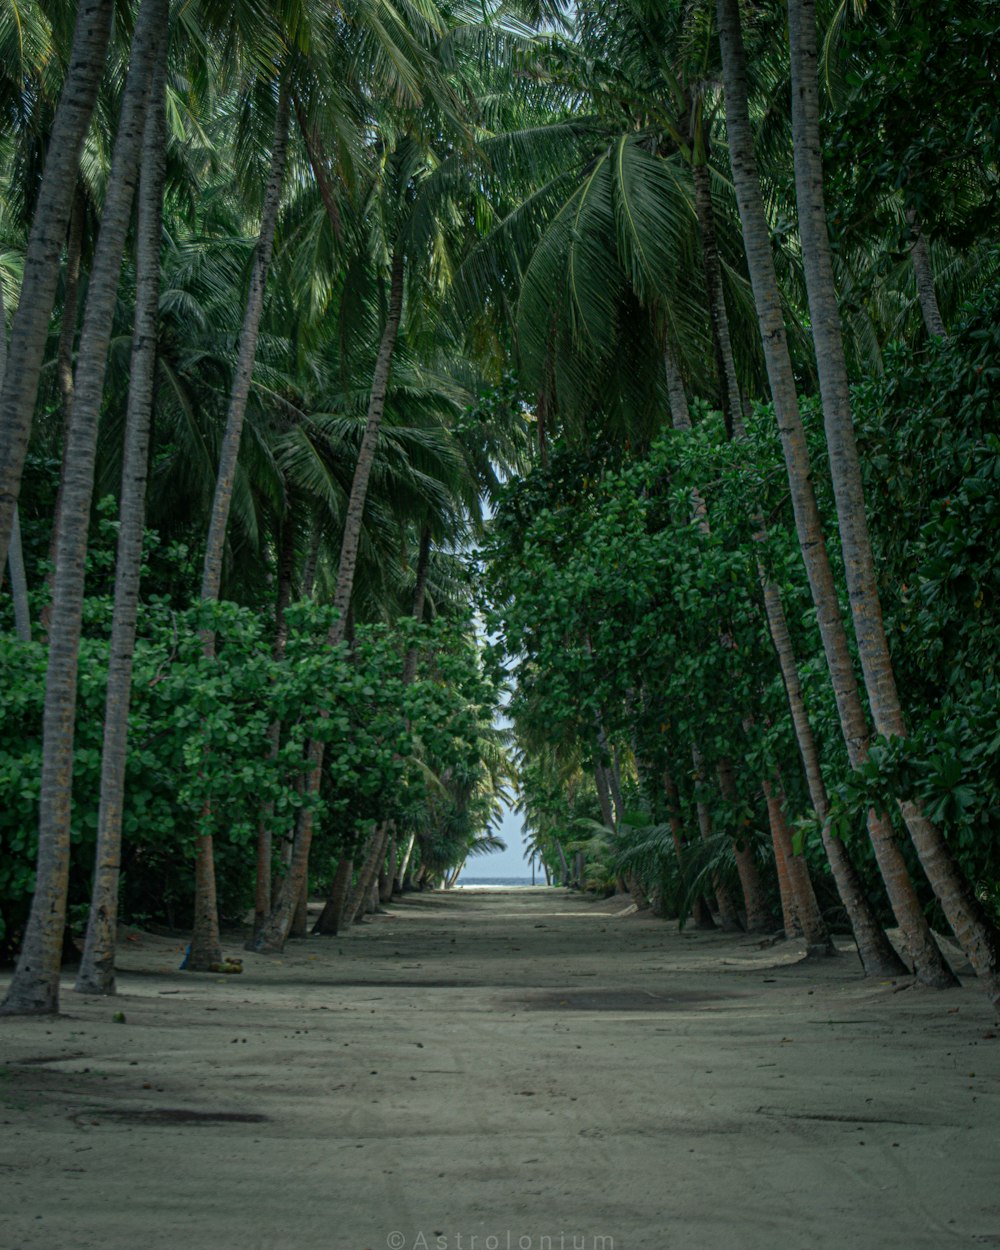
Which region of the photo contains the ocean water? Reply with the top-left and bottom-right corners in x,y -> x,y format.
455,876 -> 542,887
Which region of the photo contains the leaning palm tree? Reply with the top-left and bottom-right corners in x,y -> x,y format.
74,26 -> 171,996
713,0 -> 955,989
2,0 -> 167,1016
786,0 -> 1000,1009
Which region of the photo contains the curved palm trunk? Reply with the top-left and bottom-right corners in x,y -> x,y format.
788,0 -> 998,1006
663,340 -> 691,431
715,0 -> 955,990
1,1 -> 161,1016
74,24 -> 169,996
905,208 -> 947,340
252,248 -> 406,953
187,84 -> 290,972
0,0 -> 114,570
692,159 -> 744,438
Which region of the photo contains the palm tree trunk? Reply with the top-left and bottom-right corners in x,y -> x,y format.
663,340 -> 691,432
248,512 -> 297,944
396,833 -> 417,891
691,158 -> 744,438
716,756 -> 770,931
313,856 -> 354,935
0,287 -> 31,644
379,834 -> 397,903
0,0 -> 161,1016
252,248 -> 406,953
188,83 -> 290,972
74,22 -> 169,997
691,743 -> 741,930
760,574 -> 907,974
762,775 -> 832,954
0,0 -> 114,572
788,0 -> 998,1006
345,824 -> 391,926
906,208 -> 947,340
716,0 -> 956,990
402,525 -> 432,685
42,185 -> 88,634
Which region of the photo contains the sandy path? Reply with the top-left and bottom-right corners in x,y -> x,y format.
1,887 -> 998,1250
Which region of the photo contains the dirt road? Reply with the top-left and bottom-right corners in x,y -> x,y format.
1,887 -> 998,1250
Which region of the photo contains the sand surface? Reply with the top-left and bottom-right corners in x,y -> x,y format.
1,887 -> 998,1250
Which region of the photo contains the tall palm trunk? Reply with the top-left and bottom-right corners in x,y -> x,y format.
905,209 -> 947,340
760,575 -> 907,975
252,248 -> 406,953
0,0 -> 114,571
691,159 -> 743,437
788,0 -> 999,1007
187,84 -> 290,972
74,23 -> 169,997
0,287 -> 31,643
248,512 -> 297,944
395,833 -> 417,891
402,525 -> 433,685
0,1 -> 162,1016
715,0 -> 955,989
42,186 -> 88,633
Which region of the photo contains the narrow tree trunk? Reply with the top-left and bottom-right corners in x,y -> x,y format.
0,287 -> 31,643
906,208 -> 947,340
252,247 -> 406,954
42,186 -> 88,631
313,856 -> 354,935
290,877 -> 309,938
188,83 -> 290,972
717,756 -> 770,931
247,512 -> 297,945
762,775 -> 833,955
74,21 -> 169,996
380,835 -> 397,903
760,575 -> 905,972
692,158 -> 744,437
771,813 -> 799,936
396,833 -> 417,892
594,760 -> 614,830
1,0 -> 161,1016
345,825 -> 390,927
716,0 -> 956,989
402,525 -> 432,685
663,340 -> 691,431
0,0 -> 114,571
691,744 -> 741,930
788,0 -> 997,1004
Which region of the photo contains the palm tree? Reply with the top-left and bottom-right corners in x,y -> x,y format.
713,0 -> 956,991
0,0 -> 114,573
786,0 -> 1000,1008
1,0 -> 166,1016
74,23 -> 170,996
